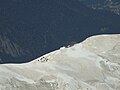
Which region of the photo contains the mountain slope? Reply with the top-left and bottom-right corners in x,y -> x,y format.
79,0 -> 120,15
0,34 -> 120,90
0,34 -> 31,63
0,0 -> 120,63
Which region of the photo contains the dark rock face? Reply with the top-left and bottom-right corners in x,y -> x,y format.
0,35 -> 26,57
79,0 -> 120,15
0,34 -> 31,63
0,0 -> 120,63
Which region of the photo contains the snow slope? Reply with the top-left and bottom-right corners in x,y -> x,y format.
0,34 -> 120,90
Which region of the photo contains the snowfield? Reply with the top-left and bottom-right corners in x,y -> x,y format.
0,34 -> 120,90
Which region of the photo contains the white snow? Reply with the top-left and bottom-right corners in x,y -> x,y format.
0,34 -> 120,90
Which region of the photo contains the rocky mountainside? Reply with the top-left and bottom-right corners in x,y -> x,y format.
0,34 -> 31,63
0,0 -> 120,63
79,0 -> 120,15
0,34 -> 120,90
0,34 -> 30,61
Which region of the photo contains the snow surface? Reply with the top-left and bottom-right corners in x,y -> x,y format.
0,34 -> 120,90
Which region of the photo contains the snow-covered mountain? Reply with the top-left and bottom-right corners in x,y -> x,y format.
0,0 -> 120,63
0,34 -> 120,90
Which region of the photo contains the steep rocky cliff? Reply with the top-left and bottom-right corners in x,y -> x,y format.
0,0 -> 120,63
